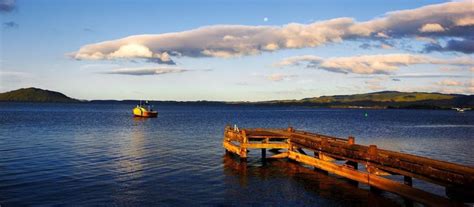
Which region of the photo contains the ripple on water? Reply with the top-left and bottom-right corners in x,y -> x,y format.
0,103 -> 473,205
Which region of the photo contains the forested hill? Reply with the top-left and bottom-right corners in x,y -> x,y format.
0,87 -> 79,103
252,91 -> 473,109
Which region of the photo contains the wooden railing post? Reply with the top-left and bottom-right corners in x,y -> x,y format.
348,136 -> 355,145
368,145 -> 377,160
240,130 -> 248,161
346,136 -> 358,170
287,127 -> 294,132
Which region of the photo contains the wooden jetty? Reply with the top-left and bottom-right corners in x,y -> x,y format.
222,126 -> 474,206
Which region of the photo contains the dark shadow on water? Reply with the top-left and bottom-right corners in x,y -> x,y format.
222,153 -> 402,206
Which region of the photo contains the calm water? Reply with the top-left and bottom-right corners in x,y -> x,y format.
0,103 -> 473,206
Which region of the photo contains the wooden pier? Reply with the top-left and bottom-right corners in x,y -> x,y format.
222,126 -> 474,206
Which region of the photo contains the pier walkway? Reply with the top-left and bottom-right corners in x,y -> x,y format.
222,126 -> 474,206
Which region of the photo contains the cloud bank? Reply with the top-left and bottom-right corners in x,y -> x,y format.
73,0 -> 474,63
434,79 -> 474,94
275,54 -> 474,74
436,79 -> 464,87
103,67 -> 188,76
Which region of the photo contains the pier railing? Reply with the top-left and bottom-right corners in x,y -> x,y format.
223,126 -> 474,206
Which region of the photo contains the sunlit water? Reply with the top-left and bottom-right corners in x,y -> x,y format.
0,103 -> 473,206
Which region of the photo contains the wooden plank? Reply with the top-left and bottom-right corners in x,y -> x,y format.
225,132 -> 244,143
223,141 -> 241,155
242,143 -> 289,149
289,133 -> 474,187
224,127 -> 474,192
287,151 -> 459,207
269,152 -> 289,159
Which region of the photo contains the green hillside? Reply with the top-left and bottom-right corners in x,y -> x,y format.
1,87 -> 472,109
301,91 -> 455,103
258,91 -> 473,109
0,87 -> 79,102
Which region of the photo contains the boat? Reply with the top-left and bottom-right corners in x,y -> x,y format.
133,101 -> 158,118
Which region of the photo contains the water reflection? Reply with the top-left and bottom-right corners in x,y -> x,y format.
222,153 -> 401,206
110,118 -> 150,203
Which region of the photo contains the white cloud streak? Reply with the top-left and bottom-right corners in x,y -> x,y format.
419,23 -> 445,33
434,79 -> 474,94
103,67 -> 188,76
266,73 -> 297,81
436,79 -> 464,87
72,0 -> 474,63
275,54 -> 474,74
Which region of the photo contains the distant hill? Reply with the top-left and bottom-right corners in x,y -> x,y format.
252,91 -> 473,109
0,88 -> 472,109
0,87 -> 79,103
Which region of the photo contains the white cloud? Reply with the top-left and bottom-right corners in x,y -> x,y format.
263,17 -> 269,22
380,43 -> 393,49
455,17 -> 474,26
418,23 -> 445,33
438,66 -> 468,72
109,44 -> 154,58
433,79 -> 474,94
273,55 -> 322,67
415,36 -> 438,44
103,67 -> 188,76
436,79 -> 464,87
275,54 -> 474,74
72,0 -> 474,63
364,77 -> 387,91
389,73 -> 467,79
266,73 -> 296,81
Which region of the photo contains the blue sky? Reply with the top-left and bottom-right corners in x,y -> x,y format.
0,0 -> 472,101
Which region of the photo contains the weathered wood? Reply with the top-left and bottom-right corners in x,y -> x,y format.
288,151 -> 459,207
242,143 -> 289,149
223,141 -> 241,156
287,131 -> 474,187
222,126 -> 474,204
269,152 -> 289,159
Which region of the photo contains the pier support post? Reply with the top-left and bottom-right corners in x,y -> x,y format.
403,176 -> 414,207
346,136 -> 358,186
404,176 -> 413,187
370,185 -> 382,193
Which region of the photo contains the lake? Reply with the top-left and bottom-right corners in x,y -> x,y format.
0,103 -> 473,206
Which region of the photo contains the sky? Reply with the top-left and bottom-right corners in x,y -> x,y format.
0,0 -> 473,101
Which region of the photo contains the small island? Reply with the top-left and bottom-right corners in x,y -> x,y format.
0,87 -> 79,103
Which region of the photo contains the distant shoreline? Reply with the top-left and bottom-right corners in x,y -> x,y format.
0,87 -> 472,110
1,100 -> 471,111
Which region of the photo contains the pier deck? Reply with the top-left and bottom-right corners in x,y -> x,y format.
222,126 -> 474,206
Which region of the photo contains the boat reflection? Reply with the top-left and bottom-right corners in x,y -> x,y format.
222,153 -> 402,206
